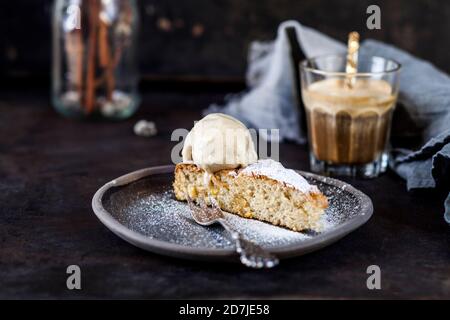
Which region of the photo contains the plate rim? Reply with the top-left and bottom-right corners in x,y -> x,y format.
92,165 -> 373,260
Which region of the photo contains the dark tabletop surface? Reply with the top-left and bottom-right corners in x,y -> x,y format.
1,86 -> 449,299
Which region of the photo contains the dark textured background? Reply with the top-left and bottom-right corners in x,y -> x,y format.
1,90 -> 449,299
1,0 -> 450,299
1,0 -> 450,83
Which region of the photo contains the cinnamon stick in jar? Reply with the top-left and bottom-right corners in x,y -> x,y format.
84,0 -> 101,114
64,29 -> 84,99
98,18 -> 115,102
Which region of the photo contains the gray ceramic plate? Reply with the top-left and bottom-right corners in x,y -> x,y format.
92,165 -> 373,262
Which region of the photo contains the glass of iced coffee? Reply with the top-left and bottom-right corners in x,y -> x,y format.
300,55 -> 401,178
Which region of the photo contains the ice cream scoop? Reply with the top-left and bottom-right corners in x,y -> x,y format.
182,113 -> 258,173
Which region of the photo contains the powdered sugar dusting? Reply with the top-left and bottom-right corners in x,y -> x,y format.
102,171 -> 366,253
239,159 -> 318,193
116,189 -> 317,248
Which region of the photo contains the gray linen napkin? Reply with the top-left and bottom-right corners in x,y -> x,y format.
205,21 -> 450,223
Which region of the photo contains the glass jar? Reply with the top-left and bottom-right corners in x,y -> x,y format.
52,0 -> 140,119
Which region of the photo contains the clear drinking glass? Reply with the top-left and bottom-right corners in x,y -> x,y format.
300,55 -> 401,178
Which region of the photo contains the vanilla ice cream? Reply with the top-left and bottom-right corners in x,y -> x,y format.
182,113 -> 258,173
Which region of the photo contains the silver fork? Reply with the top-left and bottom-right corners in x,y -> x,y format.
185,194 -> 279,269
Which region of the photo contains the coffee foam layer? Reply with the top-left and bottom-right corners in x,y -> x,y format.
302,78 -> 396,117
